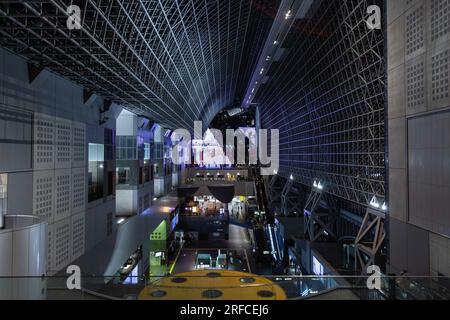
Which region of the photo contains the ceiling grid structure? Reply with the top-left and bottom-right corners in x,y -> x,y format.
255,0 -> 385,207
0,0 -> 278,129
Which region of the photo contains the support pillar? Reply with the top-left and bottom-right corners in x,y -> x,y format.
304,188 -> 338,242
280,179 -> 304,217
354,208 -> 386,274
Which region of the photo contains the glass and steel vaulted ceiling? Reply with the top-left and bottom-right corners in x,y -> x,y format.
0,0 -> 278,129
256,0 -> 385,207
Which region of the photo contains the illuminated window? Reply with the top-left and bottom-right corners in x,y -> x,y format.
144,143 -> 151,160
117,136 -> 137,160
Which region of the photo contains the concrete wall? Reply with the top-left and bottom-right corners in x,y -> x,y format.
388,0 -> 450,276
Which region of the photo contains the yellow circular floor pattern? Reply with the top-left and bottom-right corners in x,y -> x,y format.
139,270 -> 287,300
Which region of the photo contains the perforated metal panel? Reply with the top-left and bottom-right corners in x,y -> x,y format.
33,170 -> 54,221
72,167 -> 86,214
47,227 -> 53,274
53,218 -> 71,271
431,0 -> 450,41
431,49 -> 450,102
55,119 -> 72,169
33,114 -> 54,170
72,122 -> 86,168
54,169 -> 71,222
406,5 -> 425,56
71,213 -> 85,260
407,57 -> 426,109
32,116 -> 88,273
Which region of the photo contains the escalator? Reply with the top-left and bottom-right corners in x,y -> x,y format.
252,167 -> 273,224
251,167 -> 282,263
266,223 -> 283,262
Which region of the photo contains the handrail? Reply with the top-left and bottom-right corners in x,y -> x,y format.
2,275 -> 450,300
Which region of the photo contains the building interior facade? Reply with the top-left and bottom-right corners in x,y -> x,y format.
0,0 -> 450,300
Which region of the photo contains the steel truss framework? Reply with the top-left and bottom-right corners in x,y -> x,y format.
257,0 -> 385,207
355,207 -> 385,273
304,187 -> 338,242
280,179 -> 304,217
268,174 -> 283,210
0,0 -> 277,129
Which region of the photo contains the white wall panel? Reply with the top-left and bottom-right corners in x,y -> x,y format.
54,118 -> 72,169
33,114 -> 55,171
32,170 -> 54,222
72,167 -> 86,214
72,122 -> 86,168
54,169 -> 71,222
71,212 -> 85,261
51,218 -> 71,273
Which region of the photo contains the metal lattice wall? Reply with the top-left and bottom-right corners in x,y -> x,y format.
257,0 -> 385,207
0,0 -> 277,129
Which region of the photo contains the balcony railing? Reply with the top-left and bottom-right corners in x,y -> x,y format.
1,275 -> 450,300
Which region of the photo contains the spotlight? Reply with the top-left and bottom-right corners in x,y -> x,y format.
370,196 -> 380,209
313,180 -> 324,190
285,10 -> 293,19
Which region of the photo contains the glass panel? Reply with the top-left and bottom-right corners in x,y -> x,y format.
117,167 -> 131,185
144,143 -> 151,160
127,148 -> 134,160
127,137 -> 135,148
88,143 -> 104,162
